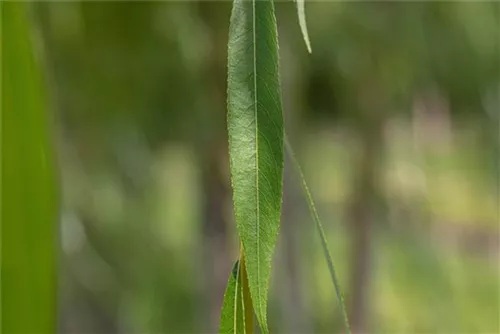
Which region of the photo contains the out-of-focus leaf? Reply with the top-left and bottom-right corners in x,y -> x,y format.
295,0 -> 312,53
227,0 -> 284,331
1,2 -> 58,333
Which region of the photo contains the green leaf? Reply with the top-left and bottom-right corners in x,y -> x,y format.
285,136 -> 351,334
295,0 -> 312,53
239,253 -> 254,333
1,2 -> 59,333
220,260 -> 245,334
227,0 -> 284,332
220,252 -> 254,334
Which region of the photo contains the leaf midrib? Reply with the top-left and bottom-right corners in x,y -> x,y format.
251,0 -> 263,326
233,261 -> 240,333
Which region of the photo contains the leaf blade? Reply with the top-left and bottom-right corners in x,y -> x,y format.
220,260 -> 245,334
227,0 -> 284,331
220,251 -> 254,334
1,2 -> 59,333
240,253 -> 254,333
296,0 -> 312,53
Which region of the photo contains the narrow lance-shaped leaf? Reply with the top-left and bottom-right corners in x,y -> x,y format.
227,0 -> 284,332
220,251 -> 254,334
220,260 -> 245,334
239,253 -> 254,332
285,136 -> 351,334
1,2 -> 59,333
295,0 -> 312,53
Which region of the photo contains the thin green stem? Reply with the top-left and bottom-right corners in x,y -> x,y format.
284,135 -> 351,334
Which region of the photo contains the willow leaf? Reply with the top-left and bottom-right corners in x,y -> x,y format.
220,252 -> 254,334
227,0 -> 284,332
1,2 -> 59,333
295,0 -> 312,53
220,260 -> 245,334
239,253 -> 254,332
285,137 -> 351,334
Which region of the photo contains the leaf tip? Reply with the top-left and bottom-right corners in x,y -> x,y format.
305,39 -> 312,54
297,0 -> 312,54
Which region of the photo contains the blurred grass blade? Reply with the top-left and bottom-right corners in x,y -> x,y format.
227,0 -> 284,332
295,0 -> 312,53
1,2 -> 59,333
220,251 -> 254,334
284,136 -> 351,334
